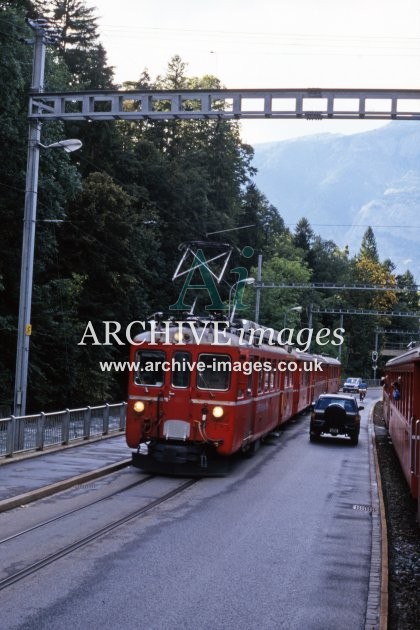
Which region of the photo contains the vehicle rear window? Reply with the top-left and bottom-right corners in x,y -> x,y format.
316,397 -> 356,411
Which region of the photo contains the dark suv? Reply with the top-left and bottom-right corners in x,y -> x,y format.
309,394 -> 363,445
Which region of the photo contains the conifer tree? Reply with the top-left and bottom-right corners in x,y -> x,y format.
359,226 -> 379,262
33,0 -> 114,88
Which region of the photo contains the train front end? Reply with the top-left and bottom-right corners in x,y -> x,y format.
126,322 -> 245,475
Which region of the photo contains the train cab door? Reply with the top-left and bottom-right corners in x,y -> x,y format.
235,356 -> 254,447
307,369 -> 315,406
252,360 -> 266,438
282,364 -> 294,423
302,366 -> 312,408
164,350 -> 196,439
411,365 -> 420,500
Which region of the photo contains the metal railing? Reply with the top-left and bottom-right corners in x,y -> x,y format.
0,402 -> 126,458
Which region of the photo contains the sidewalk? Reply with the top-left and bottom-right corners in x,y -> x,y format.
0,435 -> 131,511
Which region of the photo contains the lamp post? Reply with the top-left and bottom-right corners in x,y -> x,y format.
39,139 -> 82,152
13,19 -> 81,416
228,278 -> 255,322
14,137 -> 82,417
283,306 -> 303,329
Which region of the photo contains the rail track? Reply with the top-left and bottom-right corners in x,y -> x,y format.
0,476 -> 198,591
0,474 -> 154,546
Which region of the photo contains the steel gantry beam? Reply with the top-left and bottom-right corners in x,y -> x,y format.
312,308 -> 420,317
375,329 -> 420,335
29,88 -> 420,122
253,282 -> 414,292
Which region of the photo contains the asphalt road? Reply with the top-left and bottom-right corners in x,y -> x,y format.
0,393 -> 377,630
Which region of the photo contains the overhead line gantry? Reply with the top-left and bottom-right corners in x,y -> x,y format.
17,16 -> 420,415
254,282 -> 415,292
312,308 -> 420,317
29,88 -> 420,122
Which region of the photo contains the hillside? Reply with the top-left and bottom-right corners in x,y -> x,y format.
252,122 -> 420,281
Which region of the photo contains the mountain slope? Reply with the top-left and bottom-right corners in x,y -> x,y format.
252,122 -> 420,281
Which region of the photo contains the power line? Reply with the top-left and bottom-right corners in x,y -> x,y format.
100,25 -> 420,48
286,223 -> 420,229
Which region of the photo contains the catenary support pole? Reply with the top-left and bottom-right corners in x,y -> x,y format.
14,22 -> 46,416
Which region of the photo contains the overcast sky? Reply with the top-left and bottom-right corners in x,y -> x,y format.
94,0 -> 420,144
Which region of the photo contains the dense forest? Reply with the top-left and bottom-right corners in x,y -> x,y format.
0,0 -> 418,414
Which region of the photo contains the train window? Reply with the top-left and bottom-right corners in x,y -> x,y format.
264,370 -> 270,391
270,361 -> 275,389
257,369 -> 264,393
172,351 -> 192,388
246,359 -> 254,395
408,373 -> 413,418
197,354 -> 232,391
197,354 -> 231,391
134,350 -> 165,386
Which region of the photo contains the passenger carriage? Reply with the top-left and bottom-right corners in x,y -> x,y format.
383,347 -> 420,522
126,317 -> 341,474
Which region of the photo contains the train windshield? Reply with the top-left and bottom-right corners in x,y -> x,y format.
171,351 -> 191,388
134,350 -> 165,386
197,353 -> 231,391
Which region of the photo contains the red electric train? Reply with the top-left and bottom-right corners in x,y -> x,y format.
383,346 -> 420,523
126,317 -> 341,474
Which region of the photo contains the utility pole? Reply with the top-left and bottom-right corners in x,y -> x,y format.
14,19 -> 60,416
372,330 -> 379,381
254,254 -> 262,322
338,313 -> 344,362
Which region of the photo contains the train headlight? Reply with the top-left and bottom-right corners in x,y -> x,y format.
212,406 -> 224,419
173,330 -> 190,343
133,401 -> 145,413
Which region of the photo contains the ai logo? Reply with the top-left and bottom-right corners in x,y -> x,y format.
169,242 -> 254,312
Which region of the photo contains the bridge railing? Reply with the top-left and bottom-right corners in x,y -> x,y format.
0,402 -> 126,458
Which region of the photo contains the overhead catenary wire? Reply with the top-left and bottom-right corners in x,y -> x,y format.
98,24 -> 420,58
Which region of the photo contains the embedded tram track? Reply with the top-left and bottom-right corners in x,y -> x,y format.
0,474 -> 154,546
0,477 -> 199,591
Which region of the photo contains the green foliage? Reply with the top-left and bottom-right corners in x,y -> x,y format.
33,0 -> 114,88
293,217 -> 314,255
0,3 -> 416,412
239,184 -> 286,260
359,226 -> 379,262
249,233 -> 311,327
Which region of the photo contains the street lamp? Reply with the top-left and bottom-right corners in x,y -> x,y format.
13,17 -> 82,416
283,306 -> 303,329
13,138 -> 81,416
228,278 -> 255,322
39,139 -> 82,153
